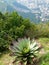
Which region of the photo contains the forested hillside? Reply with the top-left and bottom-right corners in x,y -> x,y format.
0,12 -> 49,52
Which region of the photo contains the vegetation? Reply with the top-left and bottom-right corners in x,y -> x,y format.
0,52 -> 15,65
38,38 -> 49,50
39,52 -> 49,65
0,12 -> 49,65
10,38 -> 40,65
0,38 -> 49,65
0,12 -> 49,52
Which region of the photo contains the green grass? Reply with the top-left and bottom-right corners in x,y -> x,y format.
38,38 -> 49,51
37,38 -> 49,65
39,52 -> 49,65
0,52 -> 49,65
0,38 -> 49,65
0,52 -> 15,65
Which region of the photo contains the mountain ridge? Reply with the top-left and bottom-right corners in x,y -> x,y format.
0,0 -> 49,23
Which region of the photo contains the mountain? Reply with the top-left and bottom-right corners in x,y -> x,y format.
16,0 -> 49,22
0,0 -> 30,12
0,0 -> 49,23
0,1 -> 7,13
0,0 -> 39,23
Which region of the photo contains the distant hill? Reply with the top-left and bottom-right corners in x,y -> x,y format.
0,0 -> 38,23
0,0 -> 30,12
0,0 -> 49,23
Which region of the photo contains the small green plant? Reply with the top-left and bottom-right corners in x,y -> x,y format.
40,52 -> 49,65
10,38 -> 40,65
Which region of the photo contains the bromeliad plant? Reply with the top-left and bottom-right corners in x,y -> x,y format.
10,38 -> 40,65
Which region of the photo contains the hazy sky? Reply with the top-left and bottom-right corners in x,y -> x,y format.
0,0 -> 49,3
0,0 -> 49,9
16,0 -> 49,3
